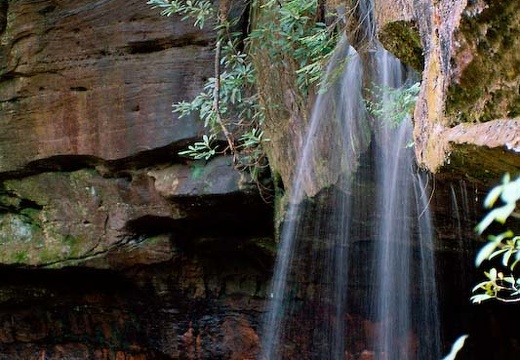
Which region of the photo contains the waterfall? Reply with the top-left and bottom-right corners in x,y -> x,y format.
368,46 -> 441,360
260,35 -> 369,359
260,14 -> 441,360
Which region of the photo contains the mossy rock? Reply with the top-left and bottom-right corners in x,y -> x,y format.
0,170 -> 111,267
378,20 -> 424,72
445,1 -> 520,125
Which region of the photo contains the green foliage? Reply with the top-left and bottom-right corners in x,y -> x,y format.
366,81 -> 421,128
148,0 -> 341,184
236,128 -> 269,181
178,134 -> 218,160
149,0 -> 266,170
471,174 -> 520,303
249,0 -> 341,93
147,0 -> 214,28
172,41 -> 261,130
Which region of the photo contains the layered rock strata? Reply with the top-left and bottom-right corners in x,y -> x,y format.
0,0 -> 274,358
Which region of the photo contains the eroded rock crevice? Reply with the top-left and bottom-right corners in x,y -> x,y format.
0,1 -> 7,35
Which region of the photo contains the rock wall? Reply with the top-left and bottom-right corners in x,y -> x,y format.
0,0 -> 211,171
374,0 -> 519,175
0,0 -> 274,358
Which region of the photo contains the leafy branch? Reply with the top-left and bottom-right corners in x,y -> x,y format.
212,40 -> 235,158
178,134 -> 218,160
148,0 -> 342,188
150,0 -> 260,160
366,81 -> 421,128
471,174 -> 520,304
147,0 -> 214,28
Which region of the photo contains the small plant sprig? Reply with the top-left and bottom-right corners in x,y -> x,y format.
366,81 -> 421,128
147,0 -> 214,28
471,173 -> 520,304
236,128 -> 269,180
178,134 -> 218,160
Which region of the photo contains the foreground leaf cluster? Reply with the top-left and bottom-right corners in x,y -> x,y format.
472,174 -> 520,303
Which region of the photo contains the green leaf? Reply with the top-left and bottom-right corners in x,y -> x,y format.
487,267 -> 498,281
502,249 -> 514,267
488,248 -> 508,260
475,210 -> 497,234
503,275 -> 516,284
472,281 -> 491,293
475,241 -> 500,266
441,334 -> 469,360
511,257 -> 520,270
471,293 -> 494,304
494,204 -> 516,223
501,178 -> 520,204
483,184 -> 503,208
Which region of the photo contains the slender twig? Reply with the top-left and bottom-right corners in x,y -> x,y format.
212,0 -> 236,161
495,295 -> 520,303
213,40 -> 235,158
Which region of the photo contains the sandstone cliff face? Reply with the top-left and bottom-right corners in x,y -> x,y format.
0,0 -> 275,268
0,0 -> 273,358
0,0 -> 211,171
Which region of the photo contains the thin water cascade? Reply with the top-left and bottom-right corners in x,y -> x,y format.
261,35 -> 369,359
260,22 -> 440,360
369,46 -> 441,360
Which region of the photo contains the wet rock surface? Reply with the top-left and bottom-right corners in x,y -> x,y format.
440,119 -> 520,186
0,258 -> 269,359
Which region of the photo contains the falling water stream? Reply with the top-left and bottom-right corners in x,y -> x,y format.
260,6 -> 441,360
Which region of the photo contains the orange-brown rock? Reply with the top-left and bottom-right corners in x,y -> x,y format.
0,0 -> 211,172
221,317 -> 260,360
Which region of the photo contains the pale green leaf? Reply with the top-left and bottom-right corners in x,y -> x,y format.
503,275 -> 516,284
472,281 -> 491,292
500,178 -> 520,204
511,258 -> 520,270
441,334 -> 469,360
502,249 -> 514,266
471,294 -> 494,304
488,248 -> 507,260
483,185 -> 504,208
476,242 -> 500,266
487,267 -> 498,281
493,204 -> 516,223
